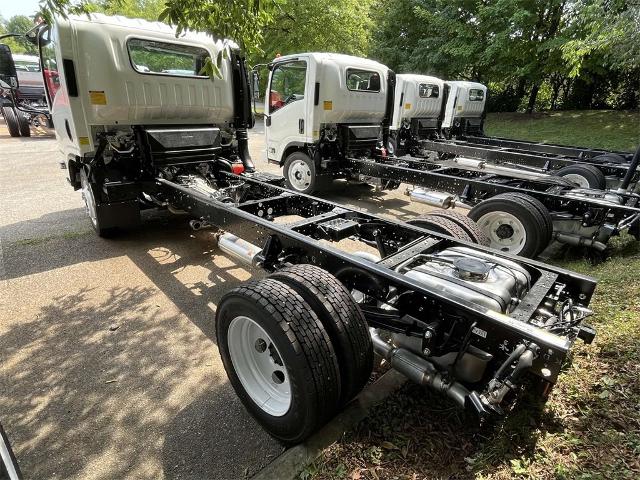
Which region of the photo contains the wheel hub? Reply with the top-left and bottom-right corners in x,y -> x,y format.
228,315 -> 291,416
477,211 -> 527,254
288,159 -> 311,191
496,223 -> 514,239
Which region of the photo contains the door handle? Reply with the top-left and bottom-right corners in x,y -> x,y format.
265,115 -> 271,127
299,119 -> 304,134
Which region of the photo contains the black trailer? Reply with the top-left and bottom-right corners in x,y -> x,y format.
346,150 -> 640,258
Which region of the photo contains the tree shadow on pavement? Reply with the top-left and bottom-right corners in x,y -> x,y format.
0,210 -> 282,478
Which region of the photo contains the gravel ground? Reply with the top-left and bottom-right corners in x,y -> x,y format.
0,118 -> 434,479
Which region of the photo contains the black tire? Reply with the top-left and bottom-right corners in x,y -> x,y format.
269,265 -> 373,405
592,153 -> 628,165
554,164 -> 605,189
500,192 -> 554,245
216,279 -> 341,444
17,110 -> 30,137
468,193 -> 550,257
408,215 -> 474,242
422,210 -> 491,246
80,169 -> 116,238
283,151 -> 331,194
2,106 -> 21,137
387,133 -> 402,157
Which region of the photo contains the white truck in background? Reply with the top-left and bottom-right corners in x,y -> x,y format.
264,52 -> 393,193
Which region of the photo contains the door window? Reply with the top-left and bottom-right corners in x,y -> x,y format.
419,83 -> 439,98
269,60 -> 307,114
469,89 -> 484,101
346,69 -> 380,92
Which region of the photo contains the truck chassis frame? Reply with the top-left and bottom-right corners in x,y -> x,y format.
158,170 -> 595,385
414,138 -> 636,186
347,154 -> 640,253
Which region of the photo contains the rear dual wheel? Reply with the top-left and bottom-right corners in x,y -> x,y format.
1,105 -> 30,137
216,267 -> 372,444
408,210 -> 490,246
2,106 -> 20,137
468,193 -> 553,258
554,164 -> 605,189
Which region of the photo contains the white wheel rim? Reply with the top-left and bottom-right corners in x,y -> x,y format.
387,140 -> 395,156
227,315 -> 291,416
476,211 -> 527,253
80,172 -> 98,227
288,159 -> 312,191
562,173 -> 590,188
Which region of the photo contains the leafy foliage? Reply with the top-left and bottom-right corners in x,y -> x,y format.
0,15 -> 39,54
370,0 -> 639,112
256,0 -> 374,64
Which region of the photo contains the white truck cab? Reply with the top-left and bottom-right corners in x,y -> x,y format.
1,14 -> 256,236
38,14 -> 237,164
264,52 -> 393,193
389,73 -> 446,154
441,80 -> 487,136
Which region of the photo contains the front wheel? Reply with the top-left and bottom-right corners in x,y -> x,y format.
80,169 -> 115,237
283,151 -> 330,194
216,278 -> 341,444
17,110 -> 31,137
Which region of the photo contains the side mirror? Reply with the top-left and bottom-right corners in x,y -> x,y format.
0,44 -> 19,90
251,70 -> 260,100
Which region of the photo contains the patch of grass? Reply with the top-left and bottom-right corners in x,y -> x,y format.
485,110 -> 640,152
10,229 -> 91,247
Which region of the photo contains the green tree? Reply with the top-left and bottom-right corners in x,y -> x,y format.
91,0 -> 166,21
2,15 -> 39,54
256,0 -> 374,64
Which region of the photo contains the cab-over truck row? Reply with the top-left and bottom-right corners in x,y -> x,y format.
0,15 -> 598,447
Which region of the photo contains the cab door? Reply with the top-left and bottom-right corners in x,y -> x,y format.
264,59 -> 309,163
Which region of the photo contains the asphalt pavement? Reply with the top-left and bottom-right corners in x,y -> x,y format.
0,119 -> 433,479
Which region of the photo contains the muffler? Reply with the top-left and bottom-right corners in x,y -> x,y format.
370,328 -> 469,407
217,233 -> 262,265
408,188 -> 471,210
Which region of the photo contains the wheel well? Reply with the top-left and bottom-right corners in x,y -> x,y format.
281,144 -> 309,166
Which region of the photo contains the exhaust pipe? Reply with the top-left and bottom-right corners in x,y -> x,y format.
370,328 -> 469,408
408,188 -> 471,210
554,232 -> 607,252
217,233 -> 262,265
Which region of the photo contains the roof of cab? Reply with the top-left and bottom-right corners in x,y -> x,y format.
446,80 -> 486,89
397,73 -> 445,86
272,52 -> 389,71
59,13 -> 235,48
